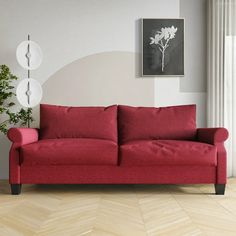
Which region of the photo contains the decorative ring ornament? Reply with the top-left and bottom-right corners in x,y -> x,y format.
16,40 -> 43,70
16,78 -> 43,108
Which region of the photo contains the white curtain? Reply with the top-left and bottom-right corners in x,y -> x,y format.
207,0 -> 236,176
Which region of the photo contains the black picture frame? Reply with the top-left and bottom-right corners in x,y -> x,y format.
142,18 -> 184,76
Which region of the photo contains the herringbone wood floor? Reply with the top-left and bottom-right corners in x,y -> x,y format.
1,179 -> 236,236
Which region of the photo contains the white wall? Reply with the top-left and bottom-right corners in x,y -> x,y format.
0,0 -> 206,179
0,0 -> 179,84
155,0 -> 207,128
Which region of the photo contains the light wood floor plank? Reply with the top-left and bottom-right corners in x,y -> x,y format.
0,180 -> 236,235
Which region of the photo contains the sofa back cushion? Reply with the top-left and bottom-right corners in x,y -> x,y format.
40,104 -> 118,142
118,104 -> 196,143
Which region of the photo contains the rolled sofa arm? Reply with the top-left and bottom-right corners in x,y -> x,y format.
7,127 -> 39,146
7,128 -> 39,184
197,127 -> 229,185
197,128 -> 229,145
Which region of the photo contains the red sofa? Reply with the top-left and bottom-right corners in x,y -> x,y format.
7,104 -> 229,195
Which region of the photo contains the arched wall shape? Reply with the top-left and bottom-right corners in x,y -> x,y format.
42,51 -> 154,107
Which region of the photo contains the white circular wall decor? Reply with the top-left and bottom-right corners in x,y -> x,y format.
16,78 -> 43,108
16,40 -> 43,70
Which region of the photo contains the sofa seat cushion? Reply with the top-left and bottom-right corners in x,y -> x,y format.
120,140 -> 217,166
20,138 -> 118,166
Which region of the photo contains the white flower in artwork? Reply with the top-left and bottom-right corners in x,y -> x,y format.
150,25 -> 178,72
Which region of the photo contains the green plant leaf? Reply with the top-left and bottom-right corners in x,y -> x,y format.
0,65 -> 34,134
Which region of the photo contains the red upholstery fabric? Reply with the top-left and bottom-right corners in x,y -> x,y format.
7,128 -> 39,184
215,143 -> 227,184
120,140 -> 217,166
7,105 -> 229,188
197,128 -> 229,145
118,105 -> 197,143
197,128 -> 229,184
8,128 -> 39,146
21,138 -> 118,166
20,165 -> 216,184
40,104 -> 118,142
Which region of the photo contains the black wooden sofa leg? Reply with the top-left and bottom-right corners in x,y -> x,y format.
11,184 -> 22,195
214,184 -> 225,195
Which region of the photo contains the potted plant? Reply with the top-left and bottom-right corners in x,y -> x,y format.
0,64 -> 33,134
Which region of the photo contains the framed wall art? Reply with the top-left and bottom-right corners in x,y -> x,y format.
142,18 -> 184,76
